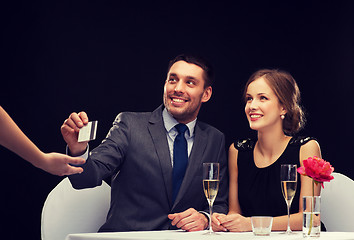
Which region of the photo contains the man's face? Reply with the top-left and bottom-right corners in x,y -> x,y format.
163,60 -> 212,124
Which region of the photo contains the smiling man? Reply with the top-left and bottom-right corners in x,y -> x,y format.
163,59 -> 212,124
62,54 -> 228,232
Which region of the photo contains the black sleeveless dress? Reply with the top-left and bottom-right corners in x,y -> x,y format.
234,136 -> 315,217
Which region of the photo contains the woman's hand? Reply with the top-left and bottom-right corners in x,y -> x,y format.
211,213 -> 228,232
217,213 -> 252,232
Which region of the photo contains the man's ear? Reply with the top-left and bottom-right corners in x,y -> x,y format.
202,86 -> 212,103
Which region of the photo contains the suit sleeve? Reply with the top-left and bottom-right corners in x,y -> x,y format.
69,112 -> 131,189
212,133 -> 229,214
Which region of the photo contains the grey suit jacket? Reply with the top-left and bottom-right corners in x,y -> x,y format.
69,105 -> 228,232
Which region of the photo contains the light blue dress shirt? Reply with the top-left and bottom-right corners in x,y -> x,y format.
162,108 -> 196,166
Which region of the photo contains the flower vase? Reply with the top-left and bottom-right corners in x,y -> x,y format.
303,196 -> 321,238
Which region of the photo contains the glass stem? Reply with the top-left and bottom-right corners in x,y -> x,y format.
287,203 -> 291,233
209,203 -> 213,233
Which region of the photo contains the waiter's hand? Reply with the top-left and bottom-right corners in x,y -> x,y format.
61,111 -> 89,156
36,152 -> 86,176
168,208 -> 208,231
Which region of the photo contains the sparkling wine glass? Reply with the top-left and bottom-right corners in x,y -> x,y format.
203,163 -> 220,234
280,164 -> 298,234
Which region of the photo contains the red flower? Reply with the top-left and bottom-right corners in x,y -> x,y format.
297,156 -> 334,188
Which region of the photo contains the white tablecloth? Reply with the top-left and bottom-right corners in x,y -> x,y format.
65,230 -> 354,240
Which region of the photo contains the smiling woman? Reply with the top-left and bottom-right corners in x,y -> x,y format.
244,77 -> 287,134
212,69 -> 322,233
243,69 -> 305,136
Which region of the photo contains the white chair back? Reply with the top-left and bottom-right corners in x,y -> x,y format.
321,172 -> 354,232
41,177 -> 111,240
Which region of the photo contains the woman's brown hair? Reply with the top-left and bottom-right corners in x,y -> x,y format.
243,69 -> 306,135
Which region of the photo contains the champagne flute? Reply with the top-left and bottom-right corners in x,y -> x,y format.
203,162 -> 220,234
280,164 -> 298,234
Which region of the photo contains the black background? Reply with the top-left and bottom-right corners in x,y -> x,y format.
1,1 -> 353,239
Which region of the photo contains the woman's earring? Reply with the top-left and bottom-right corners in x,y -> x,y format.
281,114 -> 285,120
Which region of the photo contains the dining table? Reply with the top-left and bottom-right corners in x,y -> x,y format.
65,230 -> 354,240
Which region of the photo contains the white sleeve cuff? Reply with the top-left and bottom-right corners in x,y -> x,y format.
199,211 -> 210,229
66,145 -> 89,161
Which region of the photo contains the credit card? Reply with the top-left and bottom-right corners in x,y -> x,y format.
78,121 -> 98,142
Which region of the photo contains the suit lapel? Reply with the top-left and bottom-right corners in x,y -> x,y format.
172,122 -> 207,208
147,105 -> 173,207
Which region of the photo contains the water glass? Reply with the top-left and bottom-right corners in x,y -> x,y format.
303,196 -> 321,238
251,216 -> 273,236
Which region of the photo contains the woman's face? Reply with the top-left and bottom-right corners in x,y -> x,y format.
244,77 -> 286,133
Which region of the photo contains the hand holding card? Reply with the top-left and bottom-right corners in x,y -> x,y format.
78,121 -> 98,142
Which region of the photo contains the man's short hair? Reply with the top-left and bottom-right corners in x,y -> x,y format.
167,54 -> 214,88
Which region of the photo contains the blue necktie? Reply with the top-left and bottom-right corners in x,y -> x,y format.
172,123 -> 188,203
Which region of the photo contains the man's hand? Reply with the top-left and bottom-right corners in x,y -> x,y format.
60,112 -> 89,156
168,208 -> 208,232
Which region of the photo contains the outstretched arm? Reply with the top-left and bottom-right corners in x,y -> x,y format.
0,106 -> 85,176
